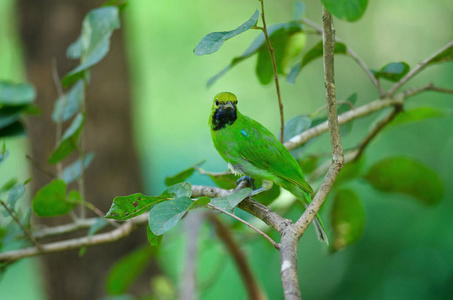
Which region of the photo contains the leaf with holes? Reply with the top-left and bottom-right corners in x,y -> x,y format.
194,10 -> 258,56
330,189 -> 365,252
364,157 -> 444,206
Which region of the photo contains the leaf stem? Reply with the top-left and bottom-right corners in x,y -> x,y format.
260,0 -> 285,142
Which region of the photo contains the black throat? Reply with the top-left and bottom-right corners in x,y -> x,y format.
212,107 -> 237,131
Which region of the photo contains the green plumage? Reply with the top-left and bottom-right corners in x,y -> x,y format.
209,92 -> 328,244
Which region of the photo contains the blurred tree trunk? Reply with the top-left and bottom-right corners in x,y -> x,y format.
18,0 -> 152,299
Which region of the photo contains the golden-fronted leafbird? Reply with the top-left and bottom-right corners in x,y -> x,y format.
209,91 -> 328,244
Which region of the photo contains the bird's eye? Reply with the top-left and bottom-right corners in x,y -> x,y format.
215,99 -> 219,106
235,100 -> 238,104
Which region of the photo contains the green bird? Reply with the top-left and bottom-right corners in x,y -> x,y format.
209,92 -> 328,244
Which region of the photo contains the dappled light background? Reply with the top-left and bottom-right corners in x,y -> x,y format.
1,0 -> 453,299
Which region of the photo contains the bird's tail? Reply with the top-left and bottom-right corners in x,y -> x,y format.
304,203 -> 329,245
300,190 -> 329,245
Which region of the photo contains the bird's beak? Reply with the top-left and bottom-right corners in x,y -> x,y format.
222,101 -> 235,110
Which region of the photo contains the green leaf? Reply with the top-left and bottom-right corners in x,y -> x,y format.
148,196 -> 194,235
62,6 -> 120,87
321,0 -> 369,22
207,22 -> 302,86
67,36 -> 82,59
160,182 -> 192,198
48,113 -> 85,164
0,105 -> 29,129
281,115 -> 311,142
106,245 -> 154,295
52,80 -> 84,122
0,178 -> 17,193
210,188 -> 251,211
364,157 -> 444,206
194,10 -> 259,56
0,121 -> 25,138
62,152 -> 95,184
164,160 -> 205,187
373,62 -> 410,82
148,196 -> 207,236
8,184 -> 25,210
330,189 -> 365,252
32,179 -> 76,217
208,172 -> 239,190
79,217 -> 109,256
287,41 -> 347,83
106,183 -> 192,221
253,182 -> 281,206
0,149 -> 9,167
426,44 -> 453,66
106,193 -> 165,220
147,225 -> 162,247
298,155 -> 319,174
338,93 -> 357,135
0,82 -> 36,106
67,189 -> 83,204
389,107 -> 448,127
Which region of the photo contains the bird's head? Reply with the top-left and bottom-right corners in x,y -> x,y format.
210,92 -> 239,130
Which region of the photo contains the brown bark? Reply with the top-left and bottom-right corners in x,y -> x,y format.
18,0 -> 152,298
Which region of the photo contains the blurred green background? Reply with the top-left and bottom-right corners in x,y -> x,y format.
1,0 -> 453,299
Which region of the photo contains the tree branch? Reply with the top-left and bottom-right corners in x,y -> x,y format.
206,213 -> 264,300
0,214 -> 148,262
387,40 -> 453,96
260,0 -> 285,142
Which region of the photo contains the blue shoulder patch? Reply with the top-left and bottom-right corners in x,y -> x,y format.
241,129 -> 248,137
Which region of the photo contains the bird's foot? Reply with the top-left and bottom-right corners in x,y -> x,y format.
236,176 -> 256,190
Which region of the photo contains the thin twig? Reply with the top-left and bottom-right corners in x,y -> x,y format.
81,201 -> 120,228
33,218 -> 97,239
0,200 -> 44,252
354,106 -> 402,161
207,203 -> 280,250
25,155 -> 57,179
206,213 -> 264,300
195,167 -> 232,177
301,18 -> 384,97
387,40 -> 453,96
260,0 -> 285,142
404,82 -> 453,98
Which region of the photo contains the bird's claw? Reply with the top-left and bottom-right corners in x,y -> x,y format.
236,176 -> 256,190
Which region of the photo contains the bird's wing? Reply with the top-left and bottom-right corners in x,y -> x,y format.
228,114 -> 313,195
